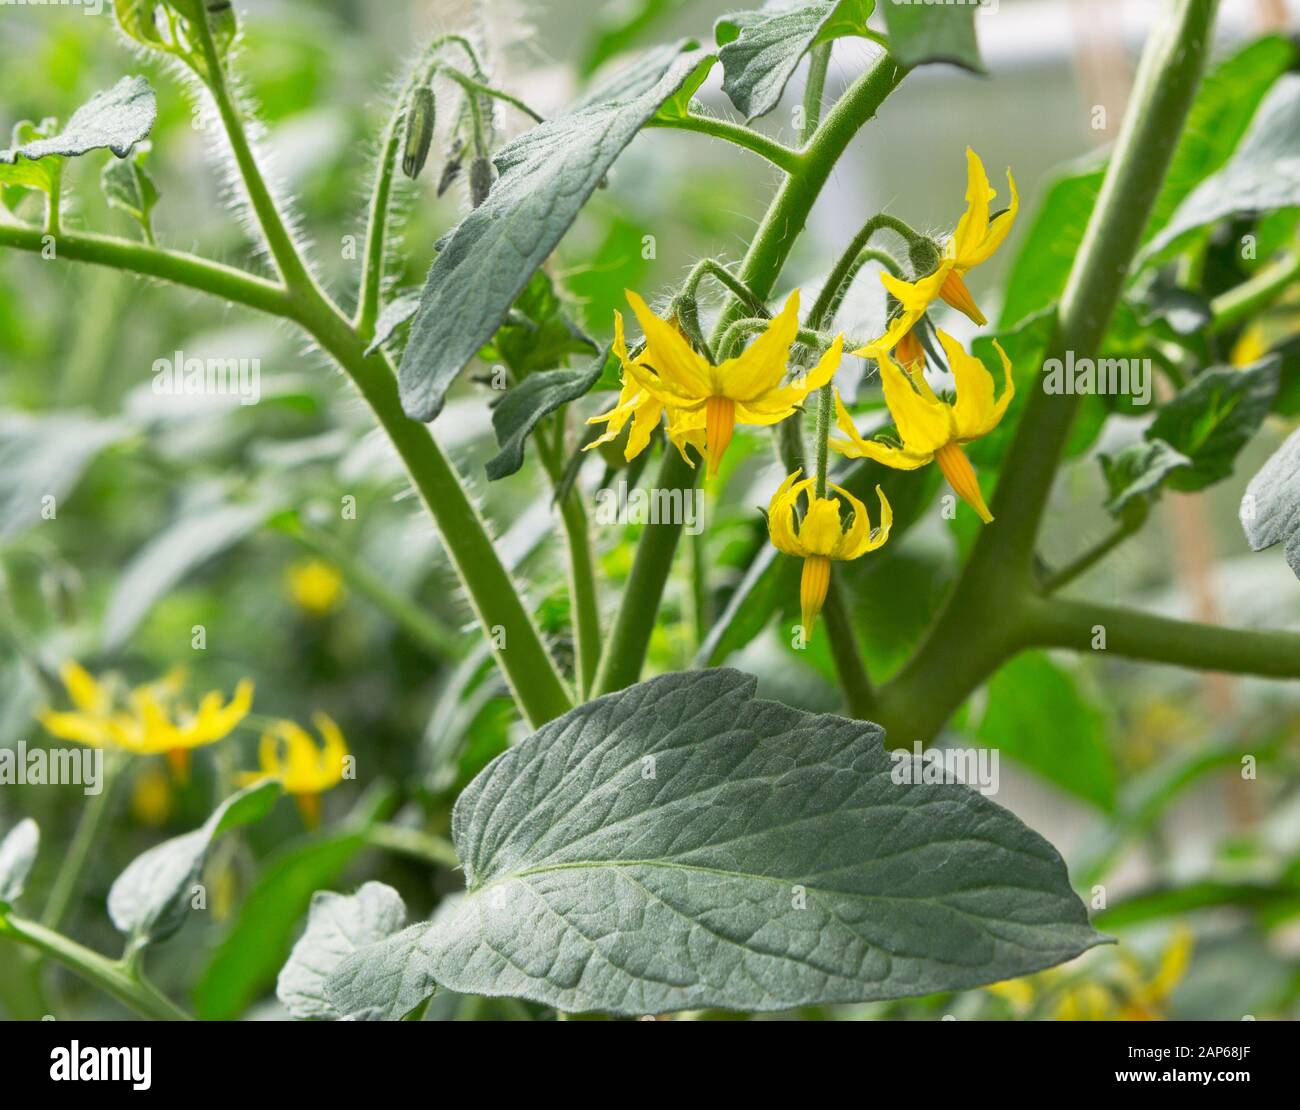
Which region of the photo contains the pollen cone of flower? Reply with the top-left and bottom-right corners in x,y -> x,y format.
767,470 -> 892,638
592,289 -> 841,479
239,713 -> 349,828
876,148 -> 1018,349
834,330 -> 1013,524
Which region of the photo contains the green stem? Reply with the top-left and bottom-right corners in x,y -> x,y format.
875,0 -> 1219,743
801,44 -> 832,146
690,526 -> 710,650
1040,518 -> 1140,594
813,384 -> 833,498
822,576 -> 874,715
0,915 -> 191,1020
363,823 -> 460,868
40,752 -> 124,932
593,54 -> 905,696
808,212 -> 921,328
0,222 -> 291,317
645,116 -> 804,175
1024,596 -> 1300,679
287,523 -> 462,660
1211,252 -> 1300,332
537,423 -> 602,699
191,12 -> 318,295
438,65 -> 544,123
679,258 -> 768,318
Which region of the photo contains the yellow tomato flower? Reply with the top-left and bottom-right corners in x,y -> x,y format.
589,289 -> 841,479
878,148 -> 1018,346
585,309 -> 704,466
766,470 -> 891,638
1116,926 -> 1193,1021
833,330 -> 1013,524
286,558 -> 345,617
37,661 -> 253,777
239,713 -> 349,827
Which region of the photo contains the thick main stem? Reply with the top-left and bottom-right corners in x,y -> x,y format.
877,0 -> 1220,744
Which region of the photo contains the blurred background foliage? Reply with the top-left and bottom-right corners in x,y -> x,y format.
0,0 -> 1298,1020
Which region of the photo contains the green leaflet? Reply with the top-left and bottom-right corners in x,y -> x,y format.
108,781 -> 281,949
1099,439 -> 1192,521
0,820 -> 39,910
1146,356 -> 1280,493
1141,74 -> 1300,263
331,670 -> 1104,1016
975,652 -> 1116,812
0,76 -> 157,193
277,882 -> 413,1020
363,290 -> 421,356
397,42 -> 706,423
101,146 -> 159,234
326,921 -> 440,1021
879,0 -> 984,73
714,0 -> 876,121
485,355 -> 608,481
1241,427 -> 1300,580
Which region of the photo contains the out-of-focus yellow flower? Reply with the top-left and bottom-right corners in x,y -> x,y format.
129,764 -> 175,827
588,290 -> 841,478
833,332 -> 1013,523
1229,320 -> 1269,366
37,661 -> 253,778
239,713 -> 349,827
766,470 -> 891,638
286,559 -> 345,617
877,148 -> 1018,347
1115,926 -> 1193,1021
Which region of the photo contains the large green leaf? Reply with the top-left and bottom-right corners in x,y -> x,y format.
715,0 -> 876,121
1146,356 -> 1280,492
331,670 -> 1103,1016
192,826 -> 370,1019
108,781 -> 281,949
976,652 -> 1115,811
0,76 -> 156,192
397,43 -> 706,422
1241,427 -> 1300,580
1141,74 -> 1300,262
326,921 -> 439,1021
277,882 -> 412,1020
879,0 -> 983,73
0,820 -> 38,910
102,497 -> 269,650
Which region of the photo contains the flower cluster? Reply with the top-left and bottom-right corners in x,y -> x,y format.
589,149 -> 1018,637
36,661 -> 348,825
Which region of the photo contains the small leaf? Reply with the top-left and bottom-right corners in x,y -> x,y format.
347,670 -> 1103,1016
485,353 -> 608,481
0,76 -> 157,168
1099,439 -> 1192,520
0,819 -> 39,909
1141,74 -> 1300,262
1241,427 -> 1300,580
1146,357 -> 1280,492
278,882 -> 410,1020
327,922 -> 440,1021
397,42 -> 707,423
480,271 -> 596,380
879,0 -> 984,73
108,780 -> 281,949
100,145 -> 159,234
715,0 -> 876,121
113,0 -> 167,49
364,290 -> 422,356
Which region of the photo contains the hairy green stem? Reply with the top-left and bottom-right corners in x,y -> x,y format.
808,212 -> 920,329
40,753 -> 123,932
801,44 -> 832,145
645,116 -> 803,174
0,915 -> 191,1020
875,0 -> 1220,744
